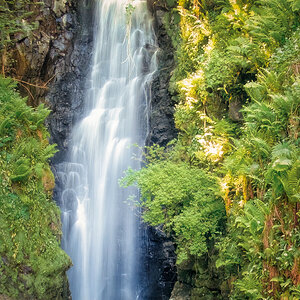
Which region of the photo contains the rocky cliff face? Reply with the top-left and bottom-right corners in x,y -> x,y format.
44,0 -> 94,163
146,1 -> 177,146
18,0 -> 95,236
139,225 -> 177,300
139,2 -> 178,299
9,0 -> 94,162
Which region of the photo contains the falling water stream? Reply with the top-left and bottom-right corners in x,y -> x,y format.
58,1 -> 157,299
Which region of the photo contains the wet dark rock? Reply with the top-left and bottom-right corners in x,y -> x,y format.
228,98 -> 243,122
10,0 -> 94,157
146,3 -> 177,147
139,225 -> 177,300
46,1 -> 94,163
141,3 -> 178,299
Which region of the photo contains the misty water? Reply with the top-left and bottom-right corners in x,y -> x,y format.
58,0 -> 157,299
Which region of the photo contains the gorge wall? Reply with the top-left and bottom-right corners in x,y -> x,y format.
139,1 -> 178,299
6,0 -> 299,299
5,0 -> 179,298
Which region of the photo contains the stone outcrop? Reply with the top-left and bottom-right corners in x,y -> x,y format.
12,0 -> 75,104
9,0 -> 94,163
45,0 -> 94,163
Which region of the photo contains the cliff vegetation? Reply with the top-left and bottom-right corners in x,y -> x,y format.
0,1 -> 71,299
124,0 -> 300,298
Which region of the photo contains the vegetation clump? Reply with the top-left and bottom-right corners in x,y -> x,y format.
122,158 -> 226,264
0,77 -> 71,299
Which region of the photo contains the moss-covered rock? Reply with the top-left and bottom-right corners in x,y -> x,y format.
0,77 -> 71,299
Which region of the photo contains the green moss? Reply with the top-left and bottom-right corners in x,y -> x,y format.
0,76 -> 71,299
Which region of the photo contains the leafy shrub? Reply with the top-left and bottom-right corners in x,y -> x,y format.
121,158 -> 226,264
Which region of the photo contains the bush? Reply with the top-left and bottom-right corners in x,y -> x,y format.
121,158 -> 226,264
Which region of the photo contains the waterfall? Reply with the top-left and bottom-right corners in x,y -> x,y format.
58,1 -> 157,299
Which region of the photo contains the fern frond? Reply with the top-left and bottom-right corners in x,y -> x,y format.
271,142 -> 293,160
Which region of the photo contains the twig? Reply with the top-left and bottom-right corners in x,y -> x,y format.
18,82 -> 35,101
42,74 -> 56,87
12,77 -> 49,89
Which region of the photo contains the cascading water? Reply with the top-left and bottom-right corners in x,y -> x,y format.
58,1 -> 157,299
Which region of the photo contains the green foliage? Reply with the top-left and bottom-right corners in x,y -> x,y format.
0,0 -> 40,50
218,39 -> 299,300
148,0 -> 300,297
121,159 -> 226,264
217,200 -> 300,299
0,76 -> 70,299
125,1 -> 136,24
247,0 -> 299,48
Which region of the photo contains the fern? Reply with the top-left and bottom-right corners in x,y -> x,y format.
41,144 -> 58,161
280,160 -> 300,203
256,69 -> 286,94
11,158 -> 31,182
244,81 -> 267,102
0,76 -> 70,298
271,142 -> 293,160
247,0 -> 299,48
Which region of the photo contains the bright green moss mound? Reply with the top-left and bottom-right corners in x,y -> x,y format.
0,77 -> 71,299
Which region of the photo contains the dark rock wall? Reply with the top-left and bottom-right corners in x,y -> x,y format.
140,2 -> 178,299
146,2 -> 177,147
139,225 -> 177,300
11,0 -> 94,162
13,1 -> 77,104
46,0 -> 94,163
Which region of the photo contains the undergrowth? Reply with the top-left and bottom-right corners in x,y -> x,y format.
0,76 -> 71,299
123,0 -> 300,298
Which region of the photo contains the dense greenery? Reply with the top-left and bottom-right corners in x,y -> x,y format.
122,158 -> 226,264
0,2 -> 70,298
0,0 -> 37,47
124,0 -> 300,298
0,77 -> 70,299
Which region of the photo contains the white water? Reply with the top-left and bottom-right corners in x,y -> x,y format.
58,1 -> 157,299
